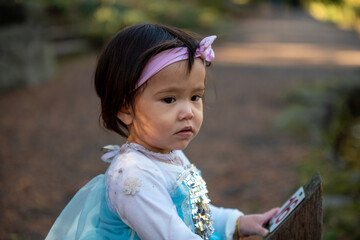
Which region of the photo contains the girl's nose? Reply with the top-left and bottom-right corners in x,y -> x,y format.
178,102 -> 194,120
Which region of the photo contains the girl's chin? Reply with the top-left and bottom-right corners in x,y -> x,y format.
170,141 -> 191,151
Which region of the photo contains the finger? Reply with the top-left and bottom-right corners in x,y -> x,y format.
265,208 -> 280,218
260,227 -> 269,237
263,208 -> 280,222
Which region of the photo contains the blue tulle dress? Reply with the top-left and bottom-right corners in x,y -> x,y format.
46,143 -> 242,240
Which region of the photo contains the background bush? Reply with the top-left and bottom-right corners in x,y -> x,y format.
27,0 -> 233,46
275,80 -> 360,240
302,0 -> 360,33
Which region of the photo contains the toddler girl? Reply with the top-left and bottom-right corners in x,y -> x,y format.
46,23 -> 278,240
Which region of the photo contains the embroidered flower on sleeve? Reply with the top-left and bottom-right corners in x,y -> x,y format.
123,177 -> 142,195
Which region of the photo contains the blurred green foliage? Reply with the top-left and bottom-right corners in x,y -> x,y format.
303,0 -> 360,33
275,80 -> 360,239
26,0 -> 232,46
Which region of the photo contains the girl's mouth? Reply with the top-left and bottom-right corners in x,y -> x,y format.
176,126 -> 193,138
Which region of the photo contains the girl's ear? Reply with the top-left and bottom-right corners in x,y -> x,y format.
117,106 -> 133,125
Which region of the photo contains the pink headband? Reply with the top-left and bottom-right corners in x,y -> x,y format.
135,35 -> 217,89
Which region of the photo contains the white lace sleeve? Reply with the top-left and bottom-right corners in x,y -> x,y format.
209,204 -> 243,240
106,152 -> 202,240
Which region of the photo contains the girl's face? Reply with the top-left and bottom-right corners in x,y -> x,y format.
121,58 -> 206,153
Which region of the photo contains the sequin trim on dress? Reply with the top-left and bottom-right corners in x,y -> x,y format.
176,164 -> 214,240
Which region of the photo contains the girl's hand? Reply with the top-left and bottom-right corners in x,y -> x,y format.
236,208 -> 280,238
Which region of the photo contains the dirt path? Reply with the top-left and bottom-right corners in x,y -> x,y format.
1,4 -> 359,239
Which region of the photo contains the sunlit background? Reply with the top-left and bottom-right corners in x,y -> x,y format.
1,0 -> 359,239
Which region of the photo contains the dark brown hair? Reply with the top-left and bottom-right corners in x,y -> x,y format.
94,23 -> 203,137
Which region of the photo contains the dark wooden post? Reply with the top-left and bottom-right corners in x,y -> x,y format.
264,173 -> 323,240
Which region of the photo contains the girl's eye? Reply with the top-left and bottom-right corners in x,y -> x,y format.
191,95 -> 202,102
162,97 -> 175,104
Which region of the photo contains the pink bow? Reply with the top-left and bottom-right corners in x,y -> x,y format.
196,35 -> 217,62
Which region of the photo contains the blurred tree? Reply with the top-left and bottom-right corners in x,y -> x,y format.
26,0 -> 234,46
0,0 -> 27,26
303,0 -> 360,33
